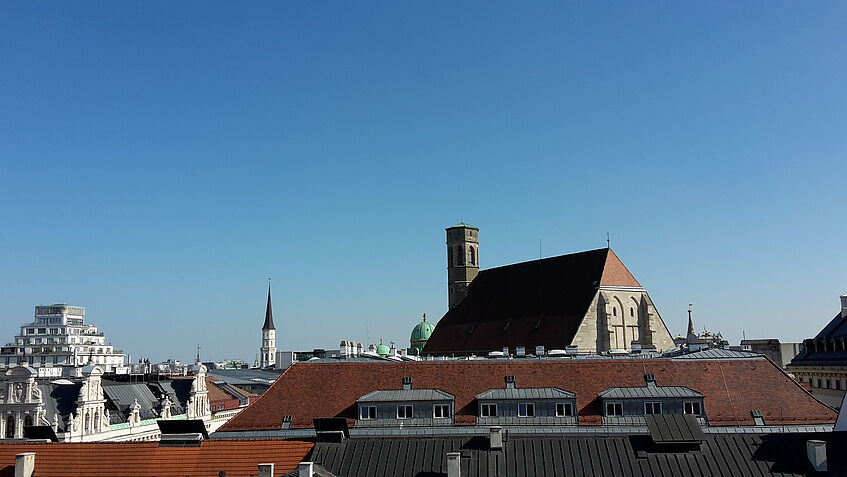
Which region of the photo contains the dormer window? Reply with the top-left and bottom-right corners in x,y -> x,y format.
517,403 -> 535,417
480,403 -> 497,417
397,405 -> 413,419
555,403 -> 574,417
359,406 -> 376,420
606,402 -> 623,416
433,404 -> 450,418
644,402 -> 662,414
684,401 -> 701,415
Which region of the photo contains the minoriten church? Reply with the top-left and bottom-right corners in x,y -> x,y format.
423,223 -> 676,355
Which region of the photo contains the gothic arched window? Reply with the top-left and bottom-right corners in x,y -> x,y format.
456,247 -> 464,266
613,308 -> 617,316
94,411 -> 100,432
469,246 -> 476,266
84,412 -> 90,433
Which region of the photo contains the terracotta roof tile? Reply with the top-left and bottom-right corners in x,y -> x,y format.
221,358 -> 835,431
0,440 -> 312,477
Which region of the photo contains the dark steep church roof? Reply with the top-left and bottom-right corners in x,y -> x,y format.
424,248 -> 641,355
262,285 -> 275,331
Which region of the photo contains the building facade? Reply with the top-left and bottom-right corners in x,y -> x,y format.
786,294 -> 847,408
0,305 -> 125,372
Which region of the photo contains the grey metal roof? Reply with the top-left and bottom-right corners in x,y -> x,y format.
598,386 -> 702,399
645,414 -> 705,443
101,381 -> 160,420
306,432 -> 847,477
358,388 -> 454,402
671,348 -> 765,360
476,387 -> 575,400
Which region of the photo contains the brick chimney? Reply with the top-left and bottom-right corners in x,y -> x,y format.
840,294 -> 847,319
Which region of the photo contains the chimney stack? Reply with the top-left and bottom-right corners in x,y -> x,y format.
446,452 -> 462,477
806,440 -> 827,472
15,453 -> 35,477
489,426 -> 504,450
840,294 -> 847,319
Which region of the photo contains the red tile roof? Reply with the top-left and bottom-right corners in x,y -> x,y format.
424,248 -> 641,354
221,358 -> 835,431
0,440 -> 312,477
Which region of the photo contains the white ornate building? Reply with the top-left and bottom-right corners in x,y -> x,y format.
0,364 -> 217,442
0,304 -> 125,372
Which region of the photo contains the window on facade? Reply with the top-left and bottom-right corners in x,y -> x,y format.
613,308 -> 617,316
606,403 -> 623,416
644,402 -> 662,414
359,406 -> 376,420
518,403 -> 535,417
24,415 -> 33,427
826,379 -> 831,389
630,307 -> 634,317
838,380 -> 843,391
555,403 -> 574,417
456,247 -> 464,266
480,403 -> 497,417
469,247 -> 476,266
397,405 -> 413,419
684,401 -> 702,415
5,416 -> 13,438
433,404 -> 450,418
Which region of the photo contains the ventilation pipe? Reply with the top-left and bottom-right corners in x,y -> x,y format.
15,453 -> 35,477
806,440 -> 827,472
446,452 -> 461,477
490,426 -> 504,450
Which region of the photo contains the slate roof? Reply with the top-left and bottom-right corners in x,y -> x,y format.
39,382 -> 82,432
101,381 -> 160,421
0,440 -> 313,477
305,432 -> 847,477
358,389 -> 454,402
598,386 -> 702,399
476,387 -> 575,400
787,311 -> 847,367
645,414 -> 705,444
263,285 -> 275,331
220,358 -> 835,431
423,248 -> 644,355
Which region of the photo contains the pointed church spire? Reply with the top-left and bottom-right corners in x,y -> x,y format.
686,304 -> 697,341
262,279 -> 275,331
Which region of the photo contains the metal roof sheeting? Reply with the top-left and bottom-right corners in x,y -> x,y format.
598,386 -> 702,399
476,387 -> 575,400
357,389 -> 454,402
306,433 -> 847,477
645,414 -> 705,443
671,348 -> 765,360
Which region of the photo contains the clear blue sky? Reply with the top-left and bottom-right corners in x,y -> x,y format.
1,2 -> 845,363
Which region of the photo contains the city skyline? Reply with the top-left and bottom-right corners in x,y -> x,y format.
1,2 -> 846,362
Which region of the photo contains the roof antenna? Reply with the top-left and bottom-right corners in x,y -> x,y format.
539,238 -> 542,260
607,232 -> 611,248
196,344 -> 201,364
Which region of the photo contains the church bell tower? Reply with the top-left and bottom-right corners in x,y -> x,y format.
446,223 -> 479,308
259,280 -> 276,368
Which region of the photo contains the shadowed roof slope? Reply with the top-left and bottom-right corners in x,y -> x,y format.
0,440 -> 313,477
424,248 -> 640,354
220,358 -> 835,431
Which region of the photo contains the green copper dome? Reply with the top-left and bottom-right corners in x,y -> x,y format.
410,314 -> 436,354
376,340 -> 390,356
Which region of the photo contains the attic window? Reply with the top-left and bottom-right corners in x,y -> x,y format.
644,373 -> 656,385
751,409 -> 765,426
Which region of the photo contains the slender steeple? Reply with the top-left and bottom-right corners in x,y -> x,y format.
259,279 -> 277,368
262,281 -> 275,331
686,304 -> 697,342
